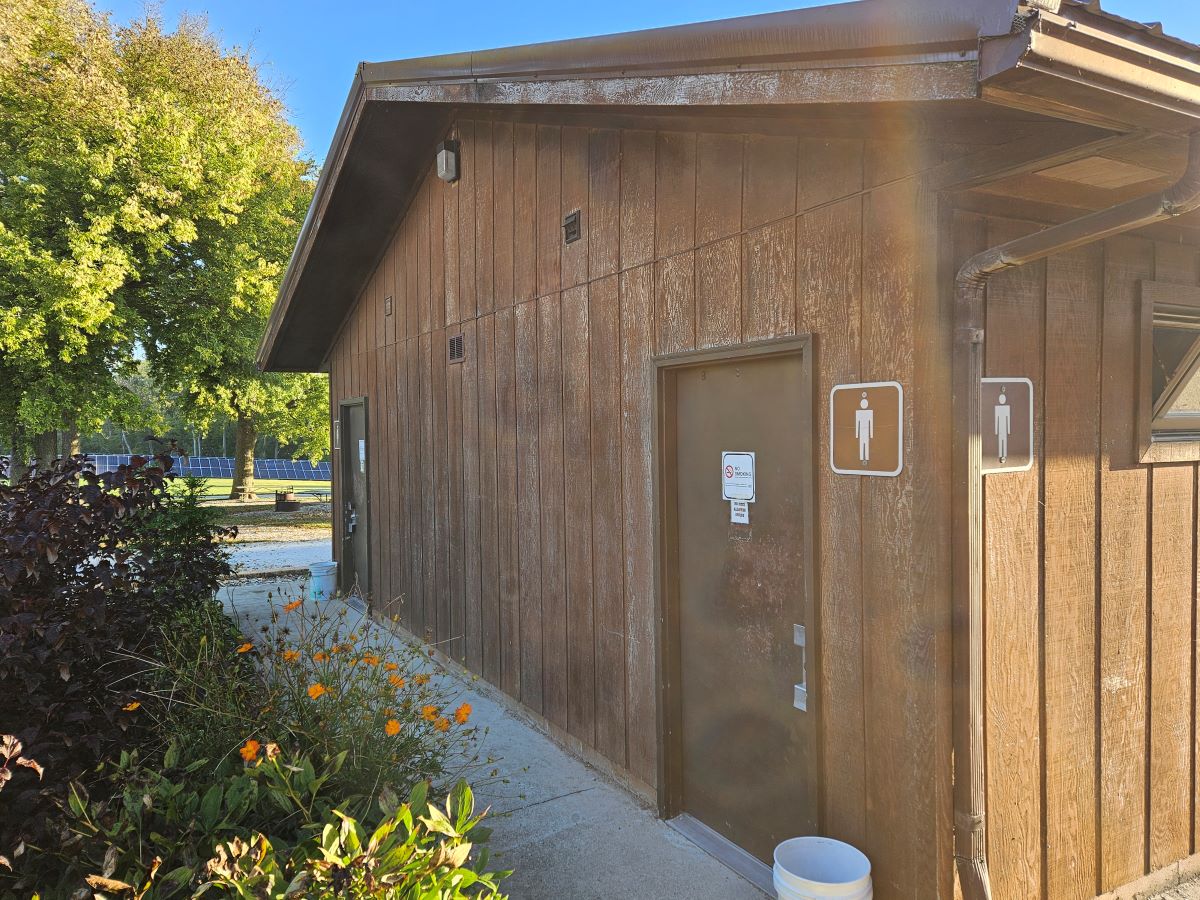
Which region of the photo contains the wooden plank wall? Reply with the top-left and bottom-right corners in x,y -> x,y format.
975,212 -> 1200,900
327,113 -> 966,898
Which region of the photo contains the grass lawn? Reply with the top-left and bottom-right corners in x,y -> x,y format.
195,477 -> 331,499
194,478 -> 333,534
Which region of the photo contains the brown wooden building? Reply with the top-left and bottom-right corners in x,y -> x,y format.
259,2 -> 1200,897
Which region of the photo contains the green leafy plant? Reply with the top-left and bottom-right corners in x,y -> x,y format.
131,476 -> 236,614
201,780 -> 509,899
135,591 -> 491,815
38,746 -> 506,899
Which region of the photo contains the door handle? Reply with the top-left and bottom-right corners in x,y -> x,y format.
793,623 -> 807,712
344,502 -> 357,537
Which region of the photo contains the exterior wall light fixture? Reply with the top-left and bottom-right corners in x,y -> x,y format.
436,140 -> 459,183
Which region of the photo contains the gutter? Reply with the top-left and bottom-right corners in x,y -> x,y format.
952,131 -> 1200,900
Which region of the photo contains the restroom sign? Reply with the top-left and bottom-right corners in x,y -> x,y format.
721,451 -> 756,501
982,377 -> 1033,473
830,381 -> 904,476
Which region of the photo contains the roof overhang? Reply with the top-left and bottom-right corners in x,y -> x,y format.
259,0 -> 1200,373
980,1 -> 1200,133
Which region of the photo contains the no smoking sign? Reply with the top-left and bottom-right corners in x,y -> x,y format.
721,451 -> 756,502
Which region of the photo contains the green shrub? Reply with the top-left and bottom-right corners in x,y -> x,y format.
131,475 -> 236,617
201,780 -> 508,899
137,592 -> 489,816
42,747 -> 506,899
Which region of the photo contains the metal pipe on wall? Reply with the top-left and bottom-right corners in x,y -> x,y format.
951,132 -> 1200,900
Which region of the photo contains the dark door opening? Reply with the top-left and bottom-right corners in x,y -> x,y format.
660,342 -> 817,867
340,398 -> 370,598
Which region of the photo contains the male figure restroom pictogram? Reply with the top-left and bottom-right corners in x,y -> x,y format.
829,381 -> 903,477
855,392 -> 874,463
994,388 -> 1011,463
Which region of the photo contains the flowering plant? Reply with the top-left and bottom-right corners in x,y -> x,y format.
244,591 -> 484,808
132,588 -> 490,823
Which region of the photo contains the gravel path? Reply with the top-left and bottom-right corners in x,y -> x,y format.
228,524 -> 331,543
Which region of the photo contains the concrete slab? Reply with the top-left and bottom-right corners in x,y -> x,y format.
219,580 -> 766,900
1154,878 -> 1200,899
228,539 -> 330,576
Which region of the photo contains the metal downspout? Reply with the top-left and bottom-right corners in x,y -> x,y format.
952,132 -> 1200,900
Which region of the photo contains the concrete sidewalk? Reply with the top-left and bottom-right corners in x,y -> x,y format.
220,577 -> 766,900
228,539 -> 330,576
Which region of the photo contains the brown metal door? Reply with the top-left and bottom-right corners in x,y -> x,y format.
671,350 -> 815,862
340,400 -> 370,597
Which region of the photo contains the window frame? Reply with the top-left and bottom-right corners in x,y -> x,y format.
1138,280 -> 1200,463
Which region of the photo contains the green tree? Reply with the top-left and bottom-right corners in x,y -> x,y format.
0,1 -> 325,493
124,15 -> 324,497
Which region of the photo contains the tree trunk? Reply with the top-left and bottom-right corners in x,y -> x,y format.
230,414 -> 257,500
120,429 -> 133,455
32,430 -> 57,473
8,427 -> 28,483
64,422 -> 81,457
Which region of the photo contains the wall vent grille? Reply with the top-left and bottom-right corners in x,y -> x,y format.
563,209 -> 582,244
448,333 -> 465,363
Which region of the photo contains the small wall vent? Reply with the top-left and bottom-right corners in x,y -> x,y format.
563,209 -> 582,245
384,295 -> 393,317
448,333 -> 465,363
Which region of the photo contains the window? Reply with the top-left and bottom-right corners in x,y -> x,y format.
1142,281 -> 1200,444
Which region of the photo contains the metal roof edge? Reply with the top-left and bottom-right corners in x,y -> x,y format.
259,70 -> 367,370
259,0 -> 1200,372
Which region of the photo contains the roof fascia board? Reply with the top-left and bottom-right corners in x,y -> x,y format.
259,73 -> 368,368
360,1 -> 1013,85
368,59 -> 979,109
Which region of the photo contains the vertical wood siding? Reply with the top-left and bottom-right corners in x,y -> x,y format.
327,114 -> 971,898
975,215 -> 1200,899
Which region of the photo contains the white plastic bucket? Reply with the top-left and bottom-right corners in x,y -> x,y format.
773,837 -> 872,900
307,561 -> 338,602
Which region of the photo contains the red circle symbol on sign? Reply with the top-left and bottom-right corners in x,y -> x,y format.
725,465 -> 734,478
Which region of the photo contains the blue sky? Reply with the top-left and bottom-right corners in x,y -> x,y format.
98,0 -> 1199,162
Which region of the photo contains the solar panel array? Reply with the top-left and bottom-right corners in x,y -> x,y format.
88,455 -> 330,481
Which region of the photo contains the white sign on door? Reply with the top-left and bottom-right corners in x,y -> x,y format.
721,451 -> 756,502
730,500 -> 750,524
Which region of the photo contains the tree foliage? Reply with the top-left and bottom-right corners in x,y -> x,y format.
0,0 -> 325,470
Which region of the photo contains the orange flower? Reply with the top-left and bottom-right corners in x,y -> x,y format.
362,653 -> 381,666
313,651 -> 329,663
240,739 -> 261,762
122,701 -> 141,712
236,642 -> 253,654
434,717 -> 450,733
421,705 -> 439,722
331,644 -> 347,654
282,649 -> 300,663
283,599 -> 303,612
383,662 -> 399,672
454,703 -> 472,725
389,674 -> 406,689
382,707 -> 396,716
308,683 -> 328,700
384,719 -> 401,736
414,674 -> 430,686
